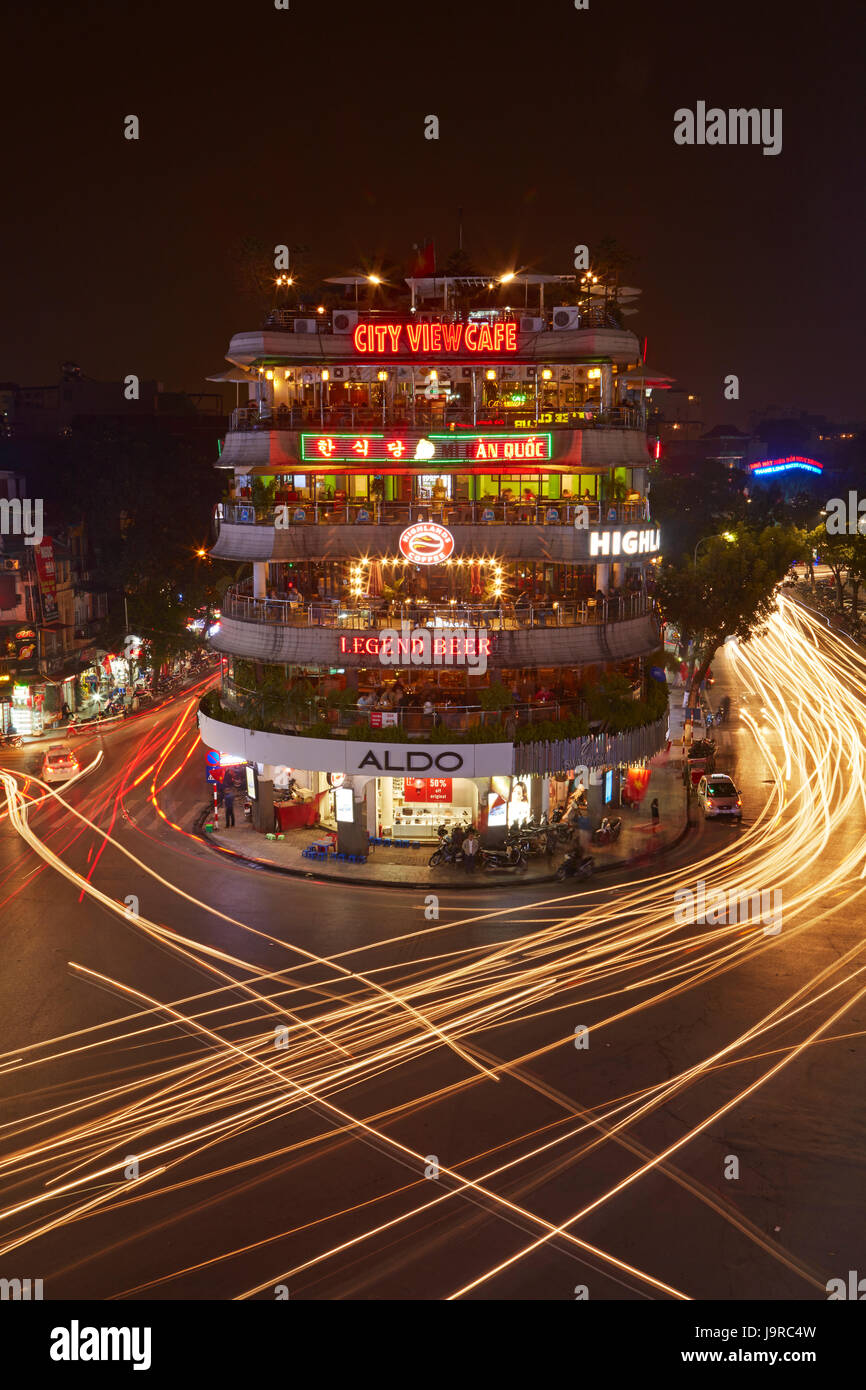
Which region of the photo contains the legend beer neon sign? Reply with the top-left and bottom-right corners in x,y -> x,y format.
353,322 -> 519,355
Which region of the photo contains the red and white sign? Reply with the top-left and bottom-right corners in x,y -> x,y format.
403,777 -> 453,803
353,322 -> 518,356
370,711 -> 399,728
398,522 -> 455,565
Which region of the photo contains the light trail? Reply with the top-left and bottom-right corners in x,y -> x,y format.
0,596 -> 863,1299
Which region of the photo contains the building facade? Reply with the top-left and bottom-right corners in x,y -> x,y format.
200,273 -> 669,841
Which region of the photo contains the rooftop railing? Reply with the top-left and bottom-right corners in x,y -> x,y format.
227,403 -> 644,433
260,302 -> 623,333
220,585 -> 654,631
218,499 -> 650,528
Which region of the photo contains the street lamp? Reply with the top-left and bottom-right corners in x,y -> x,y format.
694,531 -> 735,567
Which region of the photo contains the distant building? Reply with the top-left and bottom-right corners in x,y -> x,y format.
0,466 -> 110,735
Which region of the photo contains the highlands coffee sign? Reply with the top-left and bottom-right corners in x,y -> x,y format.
353,321 -> 519,356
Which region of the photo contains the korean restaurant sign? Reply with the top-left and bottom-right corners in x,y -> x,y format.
353,321 -> 519,355
300,432 -> 552,463
398,523 -> 454,564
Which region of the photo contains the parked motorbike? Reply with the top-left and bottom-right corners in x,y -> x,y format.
556,851 -> 595,882
591,816 -> 622,847
428,825 -> 465,868
481,832 -> 528,871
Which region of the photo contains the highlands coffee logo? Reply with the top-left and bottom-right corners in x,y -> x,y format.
674,102 -> 782,156
398,522 -> 455,565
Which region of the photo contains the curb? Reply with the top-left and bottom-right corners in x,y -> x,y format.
193,797 -> 694,891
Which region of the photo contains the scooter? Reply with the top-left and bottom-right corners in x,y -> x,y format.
556,851 -> 595,882
481,834 -> 528,871
428,826 -> 465,868
591,816 -> 622,847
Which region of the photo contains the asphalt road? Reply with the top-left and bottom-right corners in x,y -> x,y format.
1,603 -> 864,1301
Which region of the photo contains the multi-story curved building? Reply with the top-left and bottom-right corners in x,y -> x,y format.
200,272 -> 669,844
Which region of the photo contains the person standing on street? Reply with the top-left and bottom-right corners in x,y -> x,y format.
462,827 -> 479,873
650,797 -> 660,831
223,785 -> 236,829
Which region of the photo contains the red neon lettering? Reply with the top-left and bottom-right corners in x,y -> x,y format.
406,323 -> 424,353
374,325 -> 388,353
504,322 -> 517,350
351,637 -> 364,653
493,323 -> 505,351
353,324 -> 367,352
449,639 -> 460,655
441,323 -> 462,351
433,637 -> 446,656
339,636 -> 349,652
386,324 -> 402,351
479,636 -> 491,655
464,323 -> 478,351
365,637 -> 379,655
430,323 -> 442,352
477,323 -> 494,352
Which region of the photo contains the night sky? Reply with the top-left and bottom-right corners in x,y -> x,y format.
2,0 -> 863,426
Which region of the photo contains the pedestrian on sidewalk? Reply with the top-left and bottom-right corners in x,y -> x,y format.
650,797 -> 660,831
224,786 -> 236,829
462,828 -> 479,873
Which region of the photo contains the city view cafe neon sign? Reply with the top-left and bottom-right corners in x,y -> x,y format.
353,321 -> 519,355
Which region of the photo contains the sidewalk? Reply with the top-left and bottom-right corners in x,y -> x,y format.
200,685 -> 691,888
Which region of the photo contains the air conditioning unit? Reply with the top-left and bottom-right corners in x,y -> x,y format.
552,306 -> 581,331
520,316 -> 544,334
293,319 -> 318,334
332,310 -> 359,335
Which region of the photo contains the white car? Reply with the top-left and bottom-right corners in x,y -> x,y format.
41,745 -> 80,784
697,773 -> 742,819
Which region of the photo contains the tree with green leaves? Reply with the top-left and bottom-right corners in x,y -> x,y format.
655,524 -> 806,698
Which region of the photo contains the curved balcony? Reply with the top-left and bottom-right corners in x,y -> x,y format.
228,403 -> 645,434
198,701 -> 667,781
211,502 -> 659,565
210,589 -> 661,670
216,424 -> 651,472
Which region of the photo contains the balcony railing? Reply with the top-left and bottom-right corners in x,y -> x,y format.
228,403 -> 644,433
220,674 -> 591,736
260,302 -> 624,333
218,499 -> 650,528
220,585 -> 654,631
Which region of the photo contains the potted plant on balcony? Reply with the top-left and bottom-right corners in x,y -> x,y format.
325,687 -> 360,728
